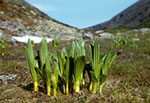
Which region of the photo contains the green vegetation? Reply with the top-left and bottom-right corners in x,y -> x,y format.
52,37 -> 59,48
57,48 -> 70,95
0,31 -> 150,102
70,39 -> 86,93
24,39 -> 38,92
113,35 -> 134,48
24,38 -> 116,96
0,37 -> 6,56
88,40 -> 116,94
113,35 -> 122,47
99,47 -> 116,94
88,39 -> 104,93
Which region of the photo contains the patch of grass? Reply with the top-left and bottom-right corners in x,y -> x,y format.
0,32 -> 150,102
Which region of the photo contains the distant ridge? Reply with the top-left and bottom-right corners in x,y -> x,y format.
88,0 -> 150,30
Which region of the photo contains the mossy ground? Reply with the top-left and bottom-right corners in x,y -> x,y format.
0,31 -> 150,103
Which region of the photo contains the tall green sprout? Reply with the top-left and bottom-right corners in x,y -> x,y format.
51,55 -> 60,96
57,47 -> 70,95
63,55 -> 70,95
88,39 -> 104,93
69,39 -> 86,93
99,47 -> 116,94
0,37 -> 6,56
24,39 -> 38,92
36,38 -> 52,95
73,56 -> 86,92
44,55 -> 51,95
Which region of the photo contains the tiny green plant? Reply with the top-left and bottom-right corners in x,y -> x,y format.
128,36 -> 134,45
121,38 -> 128,48
31,40 -> 34,46
0,37 -> 7,56
113,36 -> 129,48
52,37 -> 59,48
113,35 -> 122,47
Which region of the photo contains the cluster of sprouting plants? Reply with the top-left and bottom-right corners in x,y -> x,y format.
113,35 -> 134,48
24,38 -> 116,96
0,37 -> 6,56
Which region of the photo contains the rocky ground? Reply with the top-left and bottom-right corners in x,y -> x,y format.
0,0 -> 83,42
1,0 -> 150,43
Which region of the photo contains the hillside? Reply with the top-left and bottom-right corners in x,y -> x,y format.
0,0 -> 82,41
88,0 -> 150,30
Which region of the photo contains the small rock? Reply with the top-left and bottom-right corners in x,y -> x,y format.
133,38 -> 140,41
0,30 -> 4,37
98,32 -> 114,39
139,28 -> 150,33
0,74 -> 17,85
95,30 -> 104,34
82,33 -> 93,39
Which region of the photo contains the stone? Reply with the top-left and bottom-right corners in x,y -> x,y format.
0,74 -> 17,85
95,30 -> 104,34
82,33 -> 93,39
133,38 -> 140,41
0,30 -> 4,37
98,32 -> 114,39
139,28 -> 150,33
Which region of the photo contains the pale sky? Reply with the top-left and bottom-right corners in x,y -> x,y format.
25,0 -> 138,28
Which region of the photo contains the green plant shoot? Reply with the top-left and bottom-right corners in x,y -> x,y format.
24,39 -> 38,92
99,47 -> 116,94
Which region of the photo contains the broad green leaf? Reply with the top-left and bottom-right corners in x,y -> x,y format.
89,71 -> 98,83
74,56 -> 86,82
63,55 -> 70,84
24,39 -> 37,81
51,74 -> 57,89
57,52 -> 64,77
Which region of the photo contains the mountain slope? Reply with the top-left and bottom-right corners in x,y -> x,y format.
0,0 -> 81,40
88,0 -> 150,30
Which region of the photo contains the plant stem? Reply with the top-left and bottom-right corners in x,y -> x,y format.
53,88 -> 56,96
2,53 -> 4,56
34,81 -> 38,92
47,85 -> 51,96
1,49 -> 4,56
66,83 -> 69,95
99,83 -> 104,94
89,82 -> 93,91
74,81 -> 80,93
93,83 -> 97,93
63,84 -> 66,94
82,79 -> 85,86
